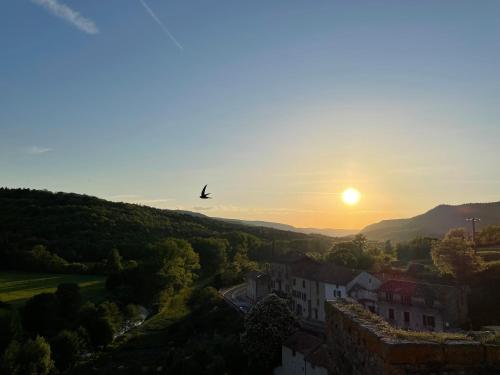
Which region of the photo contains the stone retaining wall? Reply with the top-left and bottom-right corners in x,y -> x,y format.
325,301 -> 500,375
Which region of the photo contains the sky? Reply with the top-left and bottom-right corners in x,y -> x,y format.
1,0 -> 500,229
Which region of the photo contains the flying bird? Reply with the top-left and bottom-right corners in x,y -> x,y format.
200,185 -> 212,199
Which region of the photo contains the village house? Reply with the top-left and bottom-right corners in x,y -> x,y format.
377,279 -> 468,332
274,331 -> 329,375
346,271 -> 382,313
268,255 -> 317,296
245,271 -> 270,302
269,256 -> 381,323
290,261 -> 358,322
267,255 -> 469,333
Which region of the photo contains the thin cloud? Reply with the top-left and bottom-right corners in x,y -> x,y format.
192,206 -> 213,211
32,0 -> 98,35
25,146 -> 53,155
138,0 -> 183,50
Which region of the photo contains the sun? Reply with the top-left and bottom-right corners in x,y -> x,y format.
342,188 -> 361,205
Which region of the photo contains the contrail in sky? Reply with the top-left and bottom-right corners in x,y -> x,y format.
32,0 -> 98,34
138,0 -> 183,50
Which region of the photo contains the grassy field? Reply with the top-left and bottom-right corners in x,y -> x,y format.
0,271 -> 107,306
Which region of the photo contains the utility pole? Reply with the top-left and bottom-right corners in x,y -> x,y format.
466,217 -> 480,253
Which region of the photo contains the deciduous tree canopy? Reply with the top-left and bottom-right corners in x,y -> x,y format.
241,294 -> 298,370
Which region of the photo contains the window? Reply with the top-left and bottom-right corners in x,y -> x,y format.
314,309 -> 318,319
293,278 -> 296,286
292,349 -> 296,357
316,281 -> 319,291
317,299 -> 319,306
401,296 -> 412,305
302,280 -> 306,288
386,292 -> 393,302
389,308 -> 395,320
423,315 -> 435,328
338,291 -> 342,298
404,311 -> 410,323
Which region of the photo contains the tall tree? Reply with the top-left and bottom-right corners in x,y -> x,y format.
191,237 -> 228,275
2,336 -> 54,375
55,283 -> 82,325
50,330 -> 86,371
352,234 -> 367,253
150,238 -> 200,293
78,302 -> 115,348
0,305 -> 22,355
241,294 -> 298,370
445,227 -> 469,241
431,229 -> 483,281
106,248 -> 123,274
384,240 -> 394,254
396,236 -> 434,262
326,242 -> 358,267
22,293 -> 60,337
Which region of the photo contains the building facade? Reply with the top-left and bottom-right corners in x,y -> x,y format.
346,271 -> 382,313
245,271 -> 270,302
270,257 -> 379,323
377,279 -> 454,332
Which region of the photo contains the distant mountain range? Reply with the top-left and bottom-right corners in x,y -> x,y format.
179,201 -> 500,241
174,210 -> 358,238
216,219 -> 359,238
361,202 -> 500,242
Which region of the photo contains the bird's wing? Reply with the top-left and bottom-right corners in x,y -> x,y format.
201,184 -> 207,195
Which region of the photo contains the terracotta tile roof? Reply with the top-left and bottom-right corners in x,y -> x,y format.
283,331 -> 322,356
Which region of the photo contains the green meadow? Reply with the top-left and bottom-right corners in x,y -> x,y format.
0,271 -> 107,306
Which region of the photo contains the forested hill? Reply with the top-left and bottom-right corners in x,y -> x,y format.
0,188 -> 329,263
361,201 -> 500,241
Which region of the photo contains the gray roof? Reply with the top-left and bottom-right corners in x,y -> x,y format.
291,261 -> 359,285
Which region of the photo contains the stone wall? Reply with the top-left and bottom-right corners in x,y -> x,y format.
325,301 -> 500,375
